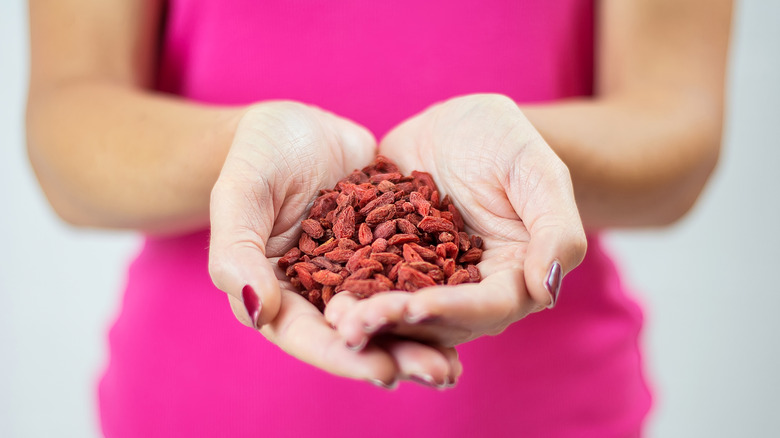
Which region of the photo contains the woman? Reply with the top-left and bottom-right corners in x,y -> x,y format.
27,0 -> 731,436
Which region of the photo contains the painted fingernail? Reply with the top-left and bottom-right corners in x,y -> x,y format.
370,378 -> 398,390
346,336 -> 367,351
409,374 -> 437,388
544,261 -> 563,309
242,284 -> 261,328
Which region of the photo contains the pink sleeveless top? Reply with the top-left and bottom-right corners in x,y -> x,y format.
98,1 -> 652,436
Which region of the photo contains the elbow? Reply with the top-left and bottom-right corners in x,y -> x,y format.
648,85 -> 725,226
26,95 -> 95,229
41,193 -> 97,228
654,121 -> 723,226
26,148 -> 94,229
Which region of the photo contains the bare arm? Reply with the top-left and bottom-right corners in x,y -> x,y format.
329,0 -> 733,349
26,0 -> 244,234
26,0 -> 463,385
523,0 -> 732,228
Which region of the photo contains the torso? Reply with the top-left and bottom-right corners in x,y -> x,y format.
99,2 -> 652,437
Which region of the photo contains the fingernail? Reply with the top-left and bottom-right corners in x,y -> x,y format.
445,375 -> 459,388
363,317 -> 388,334
346,336 -> 367,351
364,319 -> 398,334
544,261 -> 563,309
409,374 -> 437,388
242,284 -> 261,328
369,378 -> 398,390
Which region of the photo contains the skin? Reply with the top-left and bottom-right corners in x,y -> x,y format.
329,0 -> 732,366
326,94 -> 586,350
27,0 -> 732,388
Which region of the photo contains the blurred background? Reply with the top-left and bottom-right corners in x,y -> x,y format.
1,1 -> 779,436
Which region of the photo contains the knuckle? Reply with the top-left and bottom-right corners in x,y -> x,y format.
209,180 -> 227,207
552,157 -> 571,180
572,231 -> 589,266
484,93 -> 516,110
463,92 -> 514,108
207,255 -> 232,292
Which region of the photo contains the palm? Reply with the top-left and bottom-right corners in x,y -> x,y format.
327,94 -> 585,348
379,97 -> 540,343
209,102 -> 463,387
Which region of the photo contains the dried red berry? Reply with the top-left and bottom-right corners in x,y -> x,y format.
467,264 -> 481,282
333,207 -> 356,239
418,216 -> 456,233
280,155 -> 484,310
365,204 -> 396,226
312,238 -> 338,256
371,238 -> 388,253
359,191 -> 395,216
372,220 -> 396,240
370,252 -> 403,266
387,233 -> 420,246
447,269 -> 470,285
402,244 -> 424,263
410,192 -> 431,217
301,218 -> 325,239
339,279 -> 391,298
324,248 -> 355,263
358,223 -> 373,245
346,246 -> 372,273
397,265 -> 437,292
312,269 -> 345,286
278,247 -> 302,270
458,247 -> 483,264
299,233 -> 318,255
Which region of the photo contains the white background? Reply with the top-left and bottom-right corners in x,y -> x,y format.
1,1 -> 779,436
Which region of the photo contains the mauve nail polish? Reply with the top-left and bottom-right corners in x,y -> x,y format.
242,285 -> 261,328
544,261 -> 562,309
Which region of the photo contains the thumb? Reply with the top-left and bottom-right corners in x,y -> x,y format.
208,180 -> 282,329
505,141 -> 587,309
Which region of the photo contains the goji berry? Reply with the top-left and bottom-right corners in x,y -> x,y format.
280,155 -> 484,310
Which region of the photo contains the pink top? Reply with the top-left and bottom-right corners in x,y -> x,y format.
99,1 -> 652,437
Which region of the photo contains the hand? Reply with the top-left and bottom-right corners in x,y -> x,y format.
208,101 -> 461,387
326,94 -> 587,349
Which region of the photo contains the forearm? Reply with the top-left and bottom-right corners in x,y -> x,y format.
522,89 -> 723,229
27,82 -> 245,234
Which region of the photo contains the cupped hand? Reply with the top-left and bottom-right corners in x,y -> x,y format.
208,102 -> 460,387
326,94 -> 587,350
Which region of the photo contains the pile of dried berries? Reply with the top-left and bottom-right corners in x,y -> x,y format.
278,156 -> 483,311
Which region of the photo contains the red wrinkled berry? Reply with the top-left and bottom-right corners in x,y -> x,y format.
279,155 -> 484,310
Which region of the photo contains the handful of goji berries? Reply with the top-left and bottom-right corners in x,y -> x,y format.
278,156 -> 483,311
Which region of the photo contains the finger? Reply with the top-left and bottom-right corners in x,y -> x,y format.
376,337 -> 458,389
404,285 -> 507,335
262,290 -> 399,387
503,137 -> 587,309
402,264 -> 536,339
329,290 -> 466,348
208,179 -> 281,328
323,291 -> 361,328
433,344 -> 463,386
333,292 -> 411,350
324,111 -> 378,174
376,117 -> 427,174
